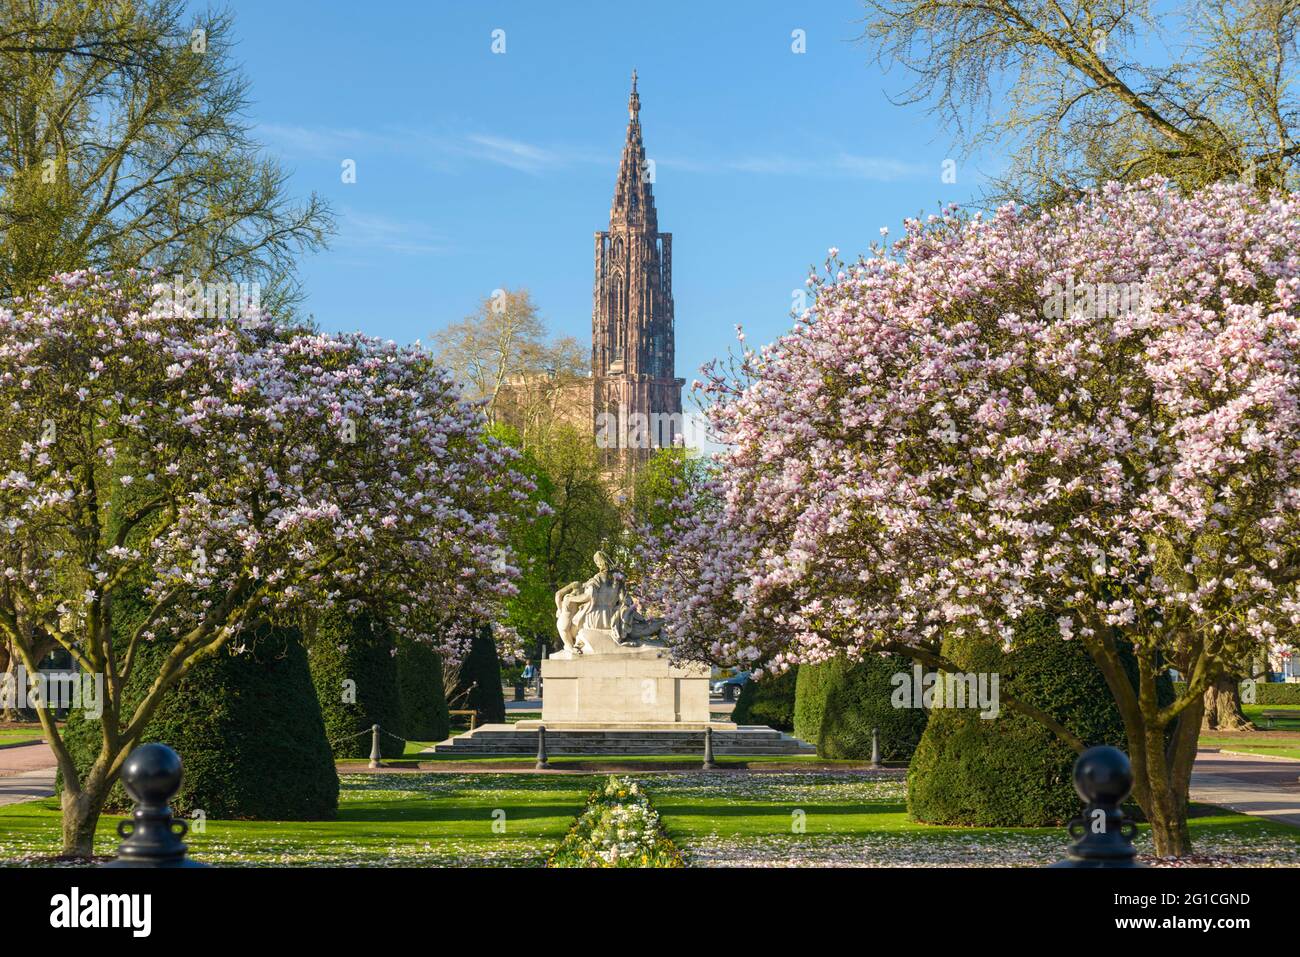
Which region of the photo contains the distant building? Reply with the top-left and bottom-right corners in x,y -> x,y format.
591,71 -> 685,472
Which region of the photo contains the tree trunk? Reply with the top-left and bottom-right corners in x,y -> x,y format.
1132,730 -> 1190,856
1143,780 -> 1193,857
0,640 -> 10,722
1202,676 -> 1255,731
1,651 -> 32,723
59,779 -> 111,859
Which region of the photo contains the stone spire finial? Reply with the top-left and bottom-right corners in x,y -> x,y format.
629,69 -> 640,120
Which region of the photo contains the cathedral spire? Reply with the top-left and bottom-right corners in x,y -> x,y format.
592,70 -> 683,467
612,70 -> 656,230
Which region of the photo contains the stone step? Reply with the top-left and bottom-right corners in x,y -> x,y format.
431,726 -> 816,755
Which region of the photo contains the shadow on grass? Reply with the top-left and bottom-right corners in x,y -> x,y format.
335,802 -> 584,824
653,801 -> 906,820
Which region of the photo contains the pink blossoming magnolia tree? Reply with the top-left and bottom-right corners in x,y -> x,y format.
0,272 -> 527,856
639,181 -> 1300,857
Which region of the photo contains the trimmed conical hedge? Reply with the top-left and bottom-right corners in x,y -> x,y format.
906,612 -> 1173,826
732,667 -> 797,732
794,654 -> 928,760
59,598 -> 338,820
452,626 -> 505,725
306,607 -> 405,760
397,636 -> 449,741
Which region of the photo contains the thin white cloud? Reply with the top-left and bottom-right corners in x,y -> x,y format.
259,122 -> 602,175
259,122 -> 922,182
335,208 -> 449,257
454,134 -> 568,173
258,123 -> 402,158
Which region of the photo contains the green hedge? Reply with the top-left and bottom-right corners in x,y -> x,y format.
452,626 -> 506,725
794,655 -> 928,760
1172,680 -> 1300,705
59,606 -> 337,820
732,667 -> 797,732
306,607 -> 405,759
397,636 -> 449,741
907,614 -> 1172,827
793,660 -> 836,745
1257,683 -> 1300,705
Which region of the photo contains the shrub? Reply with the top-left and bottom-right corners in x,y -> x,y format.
1172,679 -> 1298,704
732,667 -> 797,731
1255,683 -> 1300,705
59,600 -> 337,820
907,613 -> 1172,827
793,662 -> 835,744
452,626 -> 506,725
397,636 -> 449,741
306,607 -> 404,759
795,655 -> 928,760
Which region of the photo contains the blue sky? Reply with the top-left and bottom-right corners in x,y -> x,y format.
231,0 -> 993,400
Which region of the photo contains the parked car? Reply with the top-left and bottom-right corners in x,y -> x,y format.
712,671 -> 751,701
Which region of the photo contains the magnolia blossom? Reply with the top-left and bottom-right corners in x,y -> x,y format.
0,270 -> 530,673
639,180 -> 1300,680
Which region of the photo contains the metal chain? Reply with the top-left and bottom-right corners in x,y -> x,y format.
328,725 -> 412,748
327,727 -> 374,748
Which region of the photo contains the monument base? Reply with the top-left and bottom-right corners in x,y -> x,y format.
537,644 -> 712,727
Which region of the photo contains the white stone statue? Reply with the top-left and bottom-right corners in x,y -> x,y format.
553,550 -> 664,657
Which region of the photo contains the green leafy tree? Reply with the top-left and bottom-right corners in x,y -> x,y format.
0,0 -> 331,309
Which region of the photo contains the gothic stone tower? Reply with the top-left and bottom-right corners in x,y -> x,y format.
592,71 -> 685,470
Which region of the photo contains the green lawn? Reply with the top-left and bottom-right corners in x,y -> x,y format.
1200,704 -> 1300,760
3,768 -> 1297,868
0,773 -> 594,867
0,729 -> 44,746
647,772 -> 1300,867
1200,739 -> 1300,760
1244,704 -> 1300,730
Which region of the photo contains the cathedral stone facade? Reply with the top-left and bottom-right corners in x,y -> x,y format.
592,71 -> 685,466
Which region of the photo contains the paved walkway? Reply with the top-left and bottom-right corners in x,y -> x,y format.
1191,747 -> 1300,828
0,741 -> 57,806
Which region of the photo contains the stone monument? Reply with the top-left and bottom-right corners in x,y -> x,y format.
516,551 -> 730,730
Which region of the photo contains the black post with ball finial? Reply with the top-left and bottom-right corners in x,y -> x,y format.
1051,745 -> 1145,868
101,743 -> 208,868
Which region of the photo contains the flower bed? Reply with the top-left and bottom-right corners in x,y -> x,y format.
547,776 -> 684,868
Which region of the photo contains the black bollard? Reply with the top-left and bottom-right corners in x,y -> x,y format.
535,724 -> 549,770
1051,745 -> 1145,868
102,743 -> 208,868
368,723 -> 383,769
870,728 -> 881,768
702,726 -> 718,770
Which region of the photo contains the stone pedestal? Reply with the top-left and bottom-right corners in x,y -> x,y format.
517,643 -> 733,730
